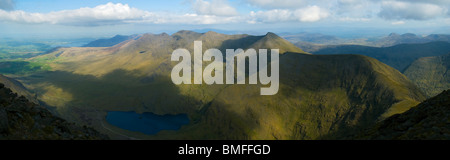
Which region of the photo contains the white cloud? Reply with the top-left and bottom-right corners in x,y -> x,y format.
249,9 -> 292,22
379,1 -> 448,20
293,6 -> 329,22
249,6 -> 329,23
142,13 -> 242,24
0,2 -> 242,25
391,20 -> 405,25
0,3 -> 149,26
192,0 -> 239,16
339,17 -> 371,22
0,0 -> 14,11
1,0 -> 449,27
246,0 -> 306,9
393,0 -> 450,5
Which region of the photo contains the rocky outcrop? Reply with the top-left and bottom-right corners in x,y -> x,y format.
0,83 -> 108,140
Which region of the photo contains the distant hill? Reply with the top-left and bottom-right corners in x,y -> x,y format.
18,31 -> 426,139
0,83 -> 108,140
312,41 -> 450,71
357,89 -> 450,140
288,33 -> 450,52
372,33 -> 428,47
373,33 -> 450,47
83,35 -> 139,47
403,53 -> 450,97
282,32 -> 341,44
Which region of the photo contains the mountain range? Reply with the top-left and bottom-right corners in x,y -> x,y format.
374,33 -> 450,47
286,33 -> 450,50
1,31 -> 429,139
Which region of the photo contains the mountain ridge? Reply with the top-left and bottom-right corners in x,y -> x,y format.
13,30 -> 426,139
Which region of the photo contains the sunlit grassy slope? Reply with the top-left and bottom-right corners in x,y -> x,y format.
14,31 -> 425,139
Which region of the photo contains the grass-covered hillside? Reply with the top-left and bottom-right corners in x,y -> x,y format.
404,54 -> 450,97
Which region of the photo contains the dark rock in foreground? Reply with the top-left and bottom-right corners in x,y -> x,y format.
0,83 -> 108,140
357,90 -> 450,140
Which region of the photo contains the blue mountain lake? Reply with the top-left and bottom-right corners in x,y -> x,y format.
105,111 -> 190,135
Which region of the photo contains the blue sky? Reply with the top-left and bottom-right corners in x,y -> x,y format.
1,0 -> 450,39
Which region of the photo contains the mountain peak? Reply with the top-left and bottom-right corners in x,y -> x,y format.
203,31 -> 222,37
248,32 -> 307,54
265,32 -> 279,38
160,32 -> 169,37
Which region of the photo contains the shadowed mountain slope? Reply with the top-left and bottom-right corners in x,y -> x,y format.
0,83 -> 108,140
357,90 -> 450,140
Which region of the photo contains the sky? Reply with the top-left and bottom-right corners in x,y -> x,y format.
1,0 -> 450,39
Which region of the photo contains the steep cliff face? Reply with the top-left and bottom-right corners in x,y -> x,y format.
0,83 -> 108,140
